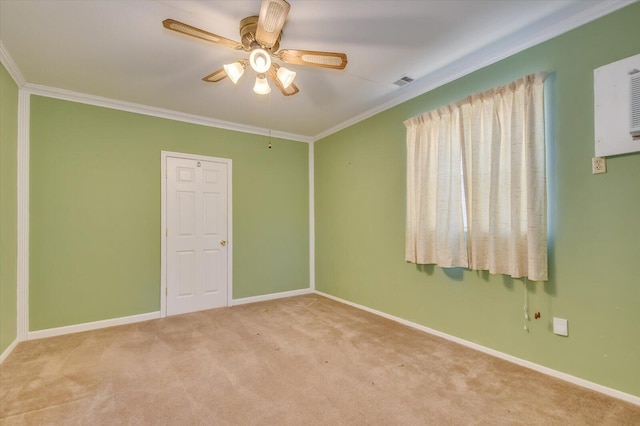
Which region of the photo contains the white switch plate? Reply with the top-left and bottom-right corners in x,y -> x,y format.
553,318 -> 569,336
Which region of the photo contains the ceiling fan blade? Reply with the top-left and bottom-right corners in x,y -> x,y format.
202,68 -> 227,83
163,19 -> 242,50
255,0 -> 290,49
267,65 -> 299,96
277,49 -> 348,70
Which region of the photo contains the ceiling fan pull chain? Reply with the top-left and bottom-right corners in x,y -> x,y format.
268,92 -> 272,149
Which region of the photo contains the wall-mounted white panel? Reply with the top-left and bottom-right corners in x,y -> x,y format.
594,53 -> 640,157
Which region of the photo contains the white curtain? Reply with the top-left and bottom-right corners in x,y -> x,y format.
405,107 -> 468,268
405,72 -> 547,281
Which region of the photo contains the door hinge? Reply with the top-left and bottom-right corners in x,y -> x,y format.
165,287 -> 168,297
165,228 -> 168,237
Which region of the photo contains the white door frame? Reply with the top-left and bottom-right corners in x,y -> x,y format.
160,151 -> 233,317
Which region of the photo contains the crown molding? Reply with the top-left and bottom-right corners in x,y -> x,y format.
0,41 -> 26,87
4,1 -> 636,143
312,0 -> 637,141
22,83 -> 313,143
0,40 -> 312,143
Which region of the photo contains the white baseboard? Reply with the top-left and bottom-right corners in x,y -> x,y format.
0,338 -> 19,364
232,288 -> 313,306
23,287 -> 314,341
314,291 -> 640,407
27,311 -> 161,340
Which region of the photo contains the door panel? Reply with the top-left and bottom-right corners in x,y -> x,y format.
177,251 -> 196,297
203,192 -> 219,235
177,191 -> 195,235
203,249 -> 219,293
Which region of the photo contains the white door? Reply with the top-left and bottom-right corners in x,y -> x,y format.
166,156 -> 229,316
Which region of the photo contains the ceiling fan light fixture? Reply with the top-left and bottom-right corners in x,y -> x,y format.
223,62 -> 245,84
253,74 -> 271,95
163,0 -> 347,97
249,48 -> 272,73
276,66 -> 296,89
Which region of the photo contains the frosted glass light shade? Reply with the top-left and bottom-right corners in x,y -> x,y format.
249,49 -> 271,73
223,62 -> 245,84
253,74 -> 271,95
276,66 -> 296,89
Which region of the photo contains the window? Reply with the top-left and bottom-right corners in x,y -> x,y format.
404,73 -> 547,281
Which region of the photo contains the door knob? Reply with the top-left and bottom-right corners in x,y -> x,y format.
220,240 -> 227,246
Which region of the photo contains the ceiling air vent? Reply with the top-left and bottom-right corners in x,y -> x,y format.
393,75 -> 414,87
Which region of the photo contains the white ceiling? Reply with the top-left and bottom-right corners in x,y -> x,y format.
0,0 -> 632,141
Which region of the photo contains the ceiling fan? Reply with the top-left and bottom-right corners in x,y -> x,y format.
162,0 -> 348,96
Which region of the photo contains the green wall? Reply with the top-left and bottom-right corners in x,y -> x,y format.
315,4 -> 640,397
0,63 -> 18,354
29,96 -> 309,330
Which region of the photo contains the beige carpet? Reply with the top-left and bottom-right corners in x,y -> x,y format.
1,294 -> 639,425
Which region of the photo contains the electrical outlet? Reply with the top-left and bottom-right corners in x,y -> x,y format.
592,157 -> 606,174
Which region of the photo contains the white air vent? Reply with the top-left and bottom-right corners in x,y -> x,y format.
631,70 -> 640,140
393,76 -> 414,87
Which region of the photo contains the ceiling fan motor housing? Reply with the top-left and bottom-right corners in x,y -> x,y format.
240,16 -> 281,52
